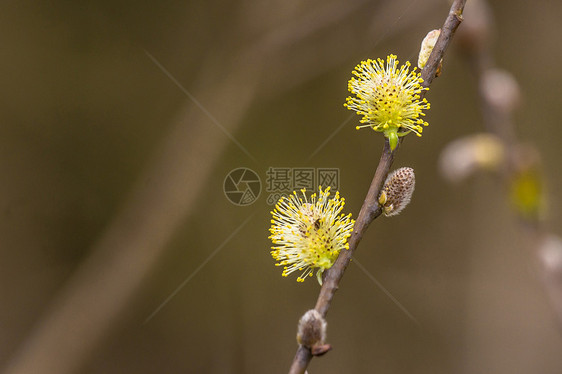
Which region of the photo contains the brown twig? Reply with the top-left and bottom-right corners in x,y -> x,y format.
287,1 -> 467,373
420,0 -> 465,88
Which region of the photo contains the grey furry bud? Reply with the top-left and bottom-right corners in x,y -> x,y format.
296,309 -> 331,355
379,167 -> 416,217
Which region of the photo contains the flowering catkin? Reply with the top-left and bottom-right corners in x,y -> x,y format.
269,187 -> 354,283
345,55 -> 430,150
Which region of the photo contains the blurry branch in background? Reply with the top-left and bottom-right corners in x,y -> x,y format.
3,47 -> 261,374
288,1 -> 467,373
440,0 -> 562,328
257,0 -> 440,97
3,0 -> 418,373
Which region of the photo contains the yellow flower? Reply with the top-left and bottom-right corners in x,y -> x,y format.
269,187 -> 354,284
344,54 -> 430,150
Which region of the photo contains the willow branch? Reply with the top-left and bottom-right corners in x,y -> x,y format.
288,1 -> 466,373
420,0 -> 465,87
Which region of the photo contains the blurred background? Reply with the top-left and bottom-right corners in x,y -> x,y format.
1,0 -> 562,373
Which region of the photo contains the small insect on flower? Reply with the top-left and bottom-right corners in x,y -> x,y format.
344,54 -> 430,150
269,187 -> 355,284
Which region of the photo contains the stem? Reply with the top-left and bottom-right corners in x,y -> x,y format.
287,1 -> 467,372
315,139 -> 392,316
420,0 -> 465,89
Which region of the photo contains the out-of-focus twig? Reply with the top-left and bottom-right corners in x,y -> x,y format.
288,1 -> 466,373
257,0 -> 436,98
456,0 -> 562,328
3,49 -> 261,374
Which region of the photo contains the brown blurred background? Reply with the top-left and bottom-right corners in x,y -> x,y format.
1,0 -> 562,373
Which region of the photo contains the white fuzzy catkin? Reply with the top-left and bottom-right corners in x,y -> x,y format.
418,29 -> 441,69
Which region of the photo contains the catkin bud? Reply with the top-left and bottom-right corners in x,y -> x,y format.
418,29 -> 441,71
538,235 -> 562,276
480,69 -> 521,114
379,167 -> 416,217
438,134 -> 505,183
296,310 -> 331,356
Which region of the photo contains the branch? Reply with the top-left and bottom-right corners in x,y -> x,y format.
288,1 -> 467,372
421,0 -> 465,88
